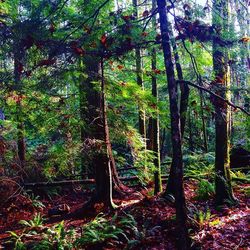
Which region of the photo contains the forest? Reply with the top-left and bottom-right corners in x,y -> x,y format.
0,0 -> 249,249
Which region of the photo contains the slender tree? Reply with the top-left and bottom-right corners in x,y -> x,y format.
165,22 -> 189,196
132,0 -> 146,140
157,0 -> 190,248
147,0 -> 162,194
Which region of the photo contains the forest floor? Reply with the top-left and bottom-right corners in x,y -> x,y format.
0,180 -> 249,249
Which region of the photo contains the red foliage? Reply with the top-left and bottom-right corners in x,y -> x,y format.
121,15 -> 131,21
73,47 -> 85,56
155,33 -> 162,42
37,59 -> 56,67
49,23 -> 55,34
215,76 -> 224,84
141,32 -> 148,37
117,65 -> 124,70
100,34 -> 107,45
239,36 -> 250,43
17,62 -> 23,74
153,69 -> 161,74
142,10 -> 149,17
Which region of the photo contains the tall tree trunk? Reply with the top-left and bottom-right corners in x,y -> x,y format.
165,23 -> 190,196
157,0 -> 190,249
96,58 -> 116,207
132,0 -> 146,139
147,0 -> 162,195
80,56 -> 124,206
212,0 -> 235,205
160,128 -> 166,161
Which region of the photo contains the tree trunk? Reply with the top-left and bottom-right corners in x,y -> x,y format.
147,0 -> 162,195
133,0 -> 146,139
212,0 -> 236,205
165,22 -> 189,196
97,58 -> 116,207
79,56 -> 124,207
157,0 -> 190,248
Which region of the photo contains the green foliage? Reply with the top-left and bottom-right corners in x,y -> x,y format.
241,186 -> 250,197
193,209 -> 213,226
127,128 -> 156,184
184,152 -> 215,180
24,192 -> 45,209
9,213 -> 140,250
8,231 -> 26,250
74,213 -> 138,248
40,221 -> 76,250
19,213 -> 44,228
195,180 -> 215,200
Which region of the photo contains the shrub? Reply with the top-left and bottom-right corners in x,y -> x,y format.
195,180 -> 215,200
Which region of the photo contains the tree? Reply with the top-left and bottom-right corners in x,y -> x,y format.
157,0 -> 190,248
132,0 -> 146,140
212,0 -> 236,205
147,0 -> 162,195
165,22 -> 189,197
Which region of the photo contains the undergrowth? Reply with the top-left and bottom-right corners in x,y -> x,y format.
8,212 -> 141,250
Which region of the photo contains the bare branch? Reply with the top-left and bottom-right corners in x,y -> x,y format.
176,80 -> 250,116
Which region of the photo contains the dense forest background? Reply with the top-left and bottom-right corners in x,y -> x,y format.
0,0 -> 249,249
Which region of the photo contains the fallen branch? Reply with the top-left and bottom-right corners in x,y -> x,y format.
23,176 -> 140,188
176,80 -> 250,116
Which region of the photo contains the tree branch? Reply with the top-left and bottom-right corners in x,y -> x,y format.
176,80 -> 250,116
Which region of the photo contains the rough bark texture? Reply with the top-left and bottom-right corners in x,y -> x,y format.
79,56 -> 123,207
212,0 -> 235,205
157,0 -> 190,248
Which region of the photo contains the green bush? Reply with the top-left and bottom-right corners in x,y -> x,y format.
195,180 -> 215,200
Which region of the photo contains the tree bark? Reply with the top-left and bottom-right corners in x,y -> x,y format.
79,56 -> 124,207
165,23 -> 190,196
157,0 -> 190,248
147,0 -> 162,195
212,0 -> 236,205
